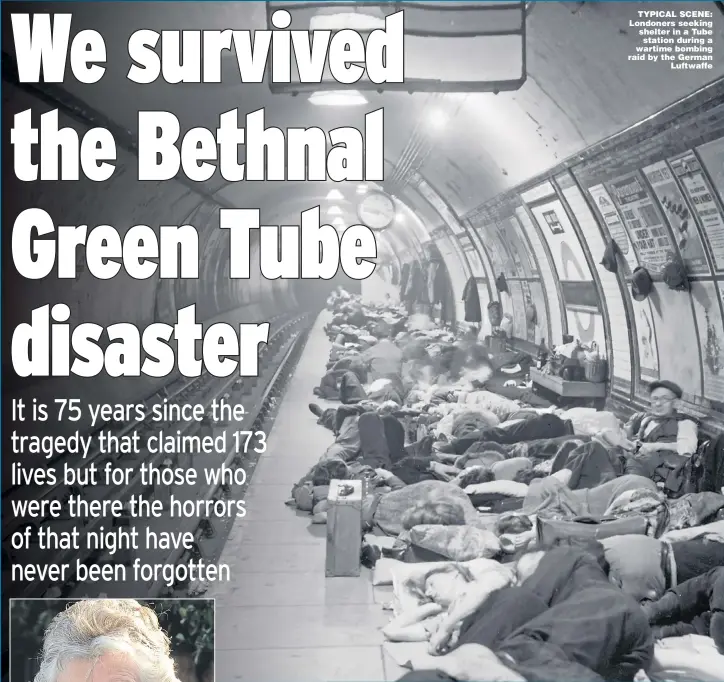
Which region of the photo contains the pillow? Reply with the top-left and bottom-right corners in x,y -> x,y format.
456,451 -> 505,469
601,535 -> 665,602
492,457 -> 532,481
464,481 -> 529,498
372,557 -> 401,586
649,635 -> 724,682
558,407 -> 620,436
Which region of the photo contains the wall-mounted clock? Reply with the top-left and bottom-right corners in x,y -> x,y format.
357,190 -> 396,231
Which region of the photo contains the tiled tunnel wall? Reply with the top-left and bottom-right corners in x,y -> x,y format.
401,80 -> 724,432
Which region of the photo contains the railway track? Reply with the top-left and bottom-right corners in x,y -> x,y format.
4,312 -> 313,598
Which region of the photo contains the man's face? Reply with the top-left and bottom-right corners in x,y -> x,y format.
57,654 -> 139,682
650,387 -> 677,417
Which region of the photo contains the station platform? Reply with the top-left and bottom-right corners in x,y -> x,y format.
211,312 -> 402,682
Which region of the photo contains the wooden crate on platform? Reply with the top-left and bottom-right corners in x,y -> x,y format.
530,367 -> 607,407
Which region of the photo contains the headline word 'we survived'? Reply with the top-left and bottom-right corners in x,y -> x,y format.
11,11 -> 404,85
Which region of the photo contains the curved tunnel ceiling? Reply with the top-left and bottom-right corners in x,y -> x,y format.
5,0 -> 723,231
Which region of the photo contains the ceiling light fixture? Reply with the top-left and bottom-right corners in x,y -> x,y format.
427,109 -> 449,130
327,206 -> 342,216
311,13 -> 385,31
326,189 -> 344,201
332,217 -> 345,227
357,184 -> 368,194
308,90 -> 368,106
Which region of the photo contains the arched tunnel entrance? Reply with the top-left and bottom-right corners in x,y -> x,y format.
4,3 -> 724,682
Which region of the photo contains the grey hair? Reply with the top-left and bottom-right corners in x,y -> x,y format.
33,599 -> 180,682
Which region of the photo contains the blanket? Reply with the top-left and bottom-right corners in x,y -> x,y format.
556,407 -> 621,437
511,435 -> 590,464
520,477 -> 586,518
666,492 -> 724,532
433,407 -> 500,439
400,525 -> 501,562
604,488 -> 669,538
519,476 -> 666,531
373,481 -> 479,537
550,440 -> 619,490
456,390 -> 519,421
662,519 -> 724,543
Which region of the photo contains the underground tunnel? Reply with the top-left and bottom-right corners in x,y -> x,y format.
3,2 -> 724,682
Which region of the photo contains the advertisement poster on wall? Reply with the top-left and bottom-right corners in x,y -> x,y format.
493,223 -> 521,277
458,233 -> 474,251
642,161 -> 710,274
631,300 -> 660,382
476,280 -> 493,337
484,231 -> 507,276
506,281 -> 527,341
519,279 -> 536,344
529,200 -> 594,284
690,282 -> 724,404
412,172 -> 466,235
463,224 -> 492,277
606,173 -> 677,275
697,137 -> 724,206
498,219 -> 536,277
435,237 -> 470,322
647,283 -> 703,398
465,247 -> 486,278
505,215 -> 539,275
587,184 -> 639,275
669,151 -> 724,272
448,236 -> 472,280
527,281 -> 549,346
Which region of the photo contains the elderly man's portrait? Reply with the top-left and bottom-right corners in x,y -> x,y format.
10,599 -> 214,682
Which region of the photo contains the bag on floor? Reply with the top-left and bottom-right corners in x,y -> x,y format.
536,514 -> 648,544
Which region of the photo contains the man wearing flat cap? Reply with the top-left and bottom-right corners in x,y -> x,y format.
622,380 -> 699,482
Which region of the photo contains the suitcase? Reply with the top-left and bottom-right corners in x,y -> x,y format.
326,479 -> 365,577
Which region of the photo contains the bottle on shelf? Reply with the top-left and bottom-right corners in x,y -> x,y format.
536,338 -> 548,369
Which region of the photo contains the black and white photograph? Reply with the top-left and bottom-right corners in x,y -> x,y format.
2,2 -> 724,682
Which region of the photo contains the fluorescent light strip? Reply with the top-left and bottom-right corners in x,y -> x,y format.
308,90 -> 368,106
